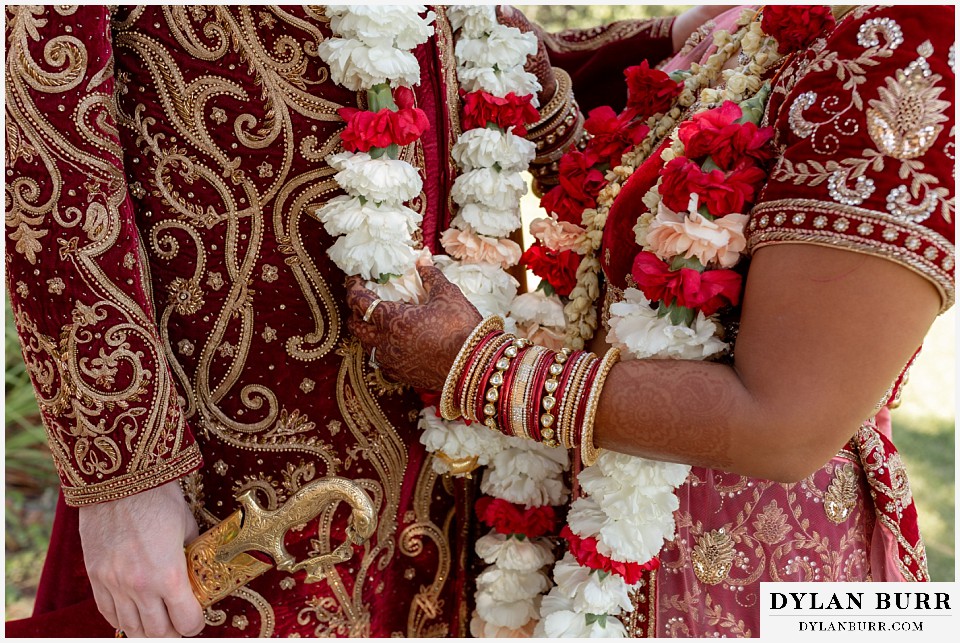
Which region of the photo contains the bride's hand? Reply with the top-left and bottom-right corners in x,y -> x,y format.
345,266 -> 482,391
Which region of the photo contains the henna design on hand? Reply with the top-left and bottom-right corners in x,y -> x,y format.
344,266 -> 482,391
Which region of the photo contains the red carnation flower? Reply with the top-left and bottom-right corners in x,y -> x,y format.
561,527 -> 658,584
419,389 -> 442,410
461,90 -> 540,135
557,149 -> 606,204
761,5 -> 836,55
584,105 -> 651,168
631,251 -> 742,315
338,87 -> 429,153
677,101 -> 774,170
520,242 -> 581,297
658,157 -> 767,217
476,497 -> 558,539
540,184 -> 589,225
540,149 -> 607,225
624,61 -> 683,121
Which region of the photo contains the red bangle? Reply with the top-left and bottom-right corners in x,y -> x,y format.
524,349 -> 554,442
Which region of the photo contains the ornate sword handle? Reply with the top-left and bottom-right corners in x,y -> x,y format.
184,476 -> 377,607
213,476 -> 377,581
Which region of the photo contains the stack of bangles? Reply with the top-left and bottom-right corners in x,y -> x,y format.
440,316 -> 620,467
527,68 -> 586,195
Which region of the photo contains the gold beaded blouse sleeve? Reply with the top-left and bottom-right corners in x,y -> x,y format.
5,6 -> 203,506
748,5 -> 955,312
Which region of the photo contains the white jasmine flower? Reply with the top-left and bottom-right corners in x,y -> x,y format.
451,167 -> 528,212
327,152 -> 423,203
451,128 -> 535,173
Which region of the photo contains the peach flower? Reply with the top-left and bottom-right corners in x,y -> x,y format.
645,200 -> 747,268
441,228 -> 522,269
529,216 -> 585,253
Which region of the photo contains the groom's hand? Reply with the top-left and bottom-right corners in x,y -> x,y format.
496,5 -> 557,106
80,480 -> 205,638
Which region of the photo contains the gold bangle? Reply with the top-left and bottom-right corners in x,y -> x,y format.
580,348 -> 621,467
539,348 -> 571,447
558,353 -> 595,450
482,337 -> 528,433
439,316 -> 505,420
532,106 -> 584,164
557,352 -> 593,449
528,68 -> 572,131
509,345 -> 548,440
463,334 -> 514,423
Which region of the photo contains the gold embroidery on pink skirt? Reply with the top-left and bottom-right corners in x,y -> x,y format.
691,528 -> 735,585
824,463 -> 859,524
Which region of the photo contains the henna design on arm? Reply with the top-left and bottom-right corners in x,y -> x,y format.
594,359 -> 738,470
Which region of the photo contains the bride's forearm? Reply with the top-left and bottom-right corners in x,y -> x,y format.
590,358 -> 832,482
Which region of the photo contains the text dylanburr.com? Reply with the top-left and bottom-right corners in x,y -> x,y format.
760,583 -> 955,639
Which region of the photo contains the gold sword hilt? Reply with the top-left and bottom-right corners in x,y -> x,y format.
183,476 -> 377,608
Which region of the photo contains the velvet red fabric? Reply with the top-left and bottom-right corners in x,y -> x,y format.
5,5 -> 676,637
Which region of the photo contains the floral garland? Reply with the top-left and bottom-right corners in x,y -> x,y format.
314,5 -> 566,636
427,6 -> 572,637
525,6 -> 834,637
315,5 -> 437,303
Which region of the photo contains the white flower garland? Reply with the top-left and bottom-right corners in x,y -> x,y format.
314,8 -> 562,634
316,5 -> 436,303
432,6 -> 572,638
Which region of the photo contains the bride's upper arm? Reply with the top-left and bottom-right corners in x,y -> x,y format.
732,5 -> 954,473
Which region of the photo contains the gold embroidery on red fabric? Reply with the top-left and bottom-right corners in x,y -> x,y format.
540,17 -> 673,54
749,199 -> 954,311
402,456 -> 454,637
691,528 -> 735,585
